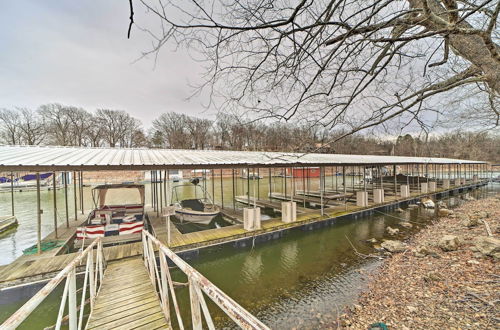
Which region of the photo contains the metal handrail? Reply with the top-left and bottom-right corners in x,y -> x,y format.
0,238 -> 106,330
141,230 -> 269,330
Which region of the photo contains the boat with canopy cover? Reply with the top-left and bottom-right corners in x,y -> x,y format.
76,184 -> 146,245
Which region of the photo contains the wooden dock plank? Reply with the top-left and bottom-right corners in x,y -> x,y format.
86,256 -> 168,329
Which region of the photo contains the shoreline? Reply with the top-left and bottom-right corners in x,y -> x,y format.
340,195 -> 500,329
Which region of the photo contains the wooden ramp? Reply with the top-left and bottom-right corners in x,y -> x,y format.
86,257 -> 168,330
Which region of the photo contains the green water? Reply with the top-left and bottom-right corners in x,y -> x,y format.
0,175 -> 348,265
0,179 -> 497,328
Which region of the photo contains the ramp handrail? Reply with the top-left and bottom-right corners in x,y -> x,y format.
0,238 -> 106,330
141,230 -> 269,330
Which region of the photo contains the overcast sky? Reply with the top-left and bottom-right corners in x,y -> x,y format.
0,1 -> 212,126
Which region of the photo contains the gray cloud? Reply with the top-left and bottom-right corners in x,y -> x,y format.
0,0 -> 213,127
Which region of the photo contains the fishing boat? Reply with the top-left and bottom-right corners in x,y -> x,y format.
171,179 -> 220,225
75,184 -> 146,245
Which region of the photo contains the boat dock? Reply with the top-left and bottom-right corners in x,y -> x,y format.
0,216 -> 18,235
85,257 -> 169,330
0,145 -> 490,307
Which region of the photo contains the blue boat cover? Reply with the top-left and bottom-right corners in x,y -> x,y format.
21,173 -> 53,181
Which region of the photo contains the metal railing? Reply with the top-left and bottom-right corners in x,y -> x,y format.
141,230 -> 269,330
0,238 -> 106,330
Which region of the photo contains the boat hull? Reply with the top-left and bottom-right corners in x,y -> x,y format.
175,210 -> 219,225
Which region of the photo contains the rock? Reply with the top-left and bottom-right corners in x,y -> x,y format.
438,208 -> 453,217
467,259 -> 480,265
414,245 -> 430,257
437,201 -> 447,208
367,238 -> 378,243
464,195 -> 475,201
396,208 -> 404,213
438,235 -> 460,251
459,214 -> 480,227
381,240 -> 406,253
421,198 -> 435,208
386,226 -> 399,235
471,211 -> 489,219
473,236 -> 500,259
399,222 -> 413,228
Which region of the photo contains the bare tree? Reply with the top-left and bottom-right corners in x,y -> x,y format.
17,108 -> 46,145
185,116 -> 213,149
152,112 -> 191,148
96,109 -> 138,147
138,0 -> 500,141
0,108 -> 22,144
39,103 -> 73,145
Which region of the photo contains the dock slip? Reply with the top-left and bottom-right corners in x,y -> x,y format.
85,257 -> 168,329
0,231 -> 269,330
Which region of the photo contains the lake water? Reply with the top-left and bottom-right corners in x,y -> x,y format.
0,179 -> 498,328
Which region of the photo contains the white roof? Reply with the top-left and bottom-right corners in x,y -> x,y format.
0,145 -> 485,171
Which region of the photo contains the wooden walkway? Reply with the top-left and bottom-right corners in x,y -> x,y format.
86,257 -> 168,329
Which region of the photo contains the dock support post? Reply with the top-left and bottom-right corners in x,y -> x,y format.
343,166 -> 347,210
290,167 -> 294,203
281,202 -> 296,223
393,165 -> 397,198
53,171 -> 58,238
220,169 -> 224,209
429,181 -> 437,192
36,172 -> 41,254
73,171 -> 77,221
64,172 -> 69,228
356,191 -> 368,207
268,168 -> 272,202
320,167 -> 324,216
80,171 -> 84,215
443,179 -> 450,189
400,185 -> 410,198
421,182 -> 428,193
247,168 -> 250,205
232,169 -> 236,210
373,188 -> 384,203
10,172 -> 14,216
159,171 -> 163,215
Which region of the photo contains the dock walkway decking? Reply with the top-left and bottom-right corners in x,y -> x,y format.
86,256 -> 168,329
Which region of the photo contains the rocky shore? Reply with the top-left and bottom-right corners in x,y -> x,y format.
340,196 -> 500,329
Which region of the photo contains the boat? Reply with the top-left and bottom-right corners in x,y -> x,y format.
76,184 -> 146,244
171,178 -> 220,225
0,173 -> 56,192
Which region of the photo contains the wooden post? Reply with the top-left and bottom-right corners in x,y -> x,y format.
68,267 -> 77,330
36,172 -> 42,254
159,171 -> 163,214
232,169 -> 236,210
253,169 -> 257,208
73,171 -> 78,221
268,168 -> 272,202
189,278 -> 202,330
393,165 -> 397,198
80,171 -> 84,215
10,172 -> 14,216
247,167 -> 250,205
290,167 -> 294,203
64,172 -> 69,228
257,168 -> 260,198
220,169 -> 224,209
320,167 -> 324,216
302,167 -> 306,208
53,172 -> 58,238
343,166 -> 347,210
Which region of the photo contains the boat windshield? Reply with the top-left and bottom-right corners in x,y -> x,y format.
171,184 -> 213,204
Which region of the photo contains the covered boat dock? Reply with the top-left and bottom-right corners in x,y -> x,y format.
0,145 -> 490,287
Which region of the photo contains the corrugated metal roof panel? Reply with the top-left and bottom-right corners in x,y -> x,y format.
0,145 -> 486,171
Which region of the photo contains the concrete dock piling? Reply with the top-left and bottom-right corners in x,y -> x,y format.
373,189 -> 384,203
356,191 -> 368,207
281,202 -> 297,223
244,207 -> 261,230
400,185 -> 410,198
429,182 -> 437,192
421,182 -> 428,193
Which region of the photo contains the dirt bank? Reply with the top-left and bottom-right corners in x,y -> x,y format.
340,196 -> 500,329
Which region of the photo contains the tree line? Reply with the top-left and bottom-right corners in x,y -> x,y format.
0,104 -> 498,163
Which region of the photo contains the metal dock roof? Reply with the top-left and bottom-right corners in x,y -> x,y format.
0,145 -> 486,171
